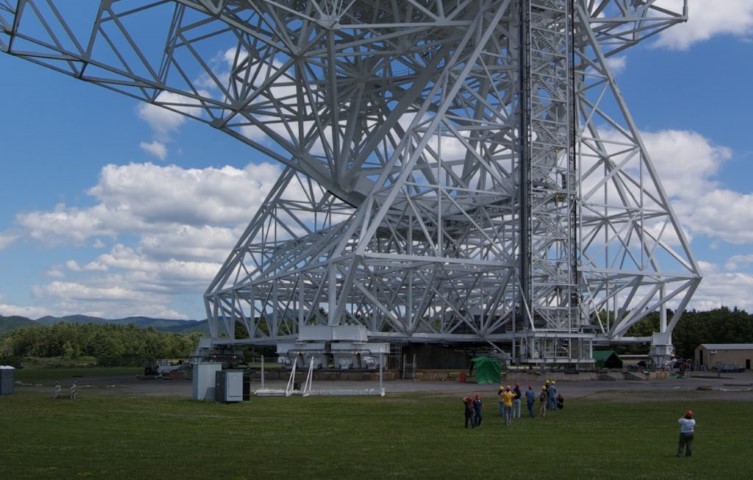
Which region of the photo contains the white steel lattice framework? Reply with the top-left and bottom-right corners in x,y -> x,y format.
1,0 -> 700,365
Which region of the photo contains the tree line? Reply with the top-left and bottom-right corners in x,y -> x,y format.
1,307 -> 751,367
621,306 -> 753,359
0,322 -> 202,367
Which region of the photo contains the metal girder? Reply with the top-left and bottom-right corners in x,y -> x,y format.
2,0 -> 699,365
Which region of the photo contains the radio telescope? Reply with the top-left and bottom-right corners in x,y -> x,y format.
1,1 -> 700,367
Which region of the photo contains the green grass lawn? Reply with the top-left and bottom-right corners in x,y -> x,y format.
0,383 -> 749,480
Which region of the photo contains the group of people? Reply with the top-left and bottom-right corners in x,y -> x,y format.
538,380 -> 565,417
504,380 -> 565,424
462,382 -> 698,458
463,379 -> 565,428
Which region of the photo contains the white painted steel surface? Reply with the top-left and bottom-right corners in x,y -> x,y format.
0,1 -> 699,365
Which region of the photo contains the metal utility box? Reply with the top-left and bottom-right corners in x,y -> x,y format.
192,362 -> 223,401
0,366 -> 14,395
215,370 -> 244,403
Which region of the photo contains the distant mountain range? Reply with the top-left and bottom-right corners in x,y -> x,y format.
0,314 -> 209,336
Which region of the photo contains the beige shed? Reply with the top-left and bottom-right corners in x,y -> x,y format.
695,344 -> 753,371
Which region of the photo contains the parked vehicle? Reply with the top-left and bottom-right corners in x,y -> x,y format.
715,363 -> 744,373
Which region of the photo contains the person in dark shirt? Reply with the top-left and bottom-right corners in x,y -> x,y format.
538,386 -> 548,417
512,384 -> 522,418
473,394 -> 483,427
463,396 -> 476,428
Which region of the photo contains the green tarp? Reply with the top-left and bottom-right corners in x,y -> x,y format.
593,350 -> 623,369
471,356 -> 502,384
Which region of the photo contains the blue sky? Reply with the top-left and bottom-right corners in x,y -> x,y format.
1,1 -> 753,320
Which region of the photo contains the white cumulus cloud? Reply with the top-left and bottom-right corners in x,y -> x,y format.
136,93 -> 190,142
641,129 -> 731,200
139,140 -> 168,160
136,90 -> 210,160
0,231 -> 19,250
5,161 -> 284,319
0,301 -> 51,319
654,0 -> 753,50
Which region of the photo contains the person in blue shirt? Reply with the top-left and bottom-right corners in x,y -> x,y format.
525,385 -> 536,418
547,380 -> 558,411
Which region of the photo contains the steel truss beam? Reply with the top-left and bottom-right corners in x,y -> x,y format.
1,0 -> 698,365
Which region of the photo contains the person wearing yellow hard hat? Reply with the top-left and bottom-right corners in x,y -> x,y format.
547,380 -> 558,411
538,385 -> 548,417
500,385 -> 515,426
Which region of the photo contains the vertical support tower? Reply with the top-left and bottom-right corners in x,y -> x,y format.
517,0 -> 584,365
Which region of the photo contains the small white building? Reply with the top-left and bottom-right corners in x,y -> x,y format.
695,344 -> 753,371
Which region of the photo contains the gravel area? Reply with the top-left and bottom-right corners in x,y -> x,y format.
15,370 -> 753,402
